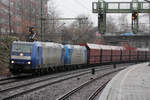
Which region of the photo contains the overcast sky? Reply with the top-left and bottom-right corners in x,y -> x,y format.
49,0 -> 147,26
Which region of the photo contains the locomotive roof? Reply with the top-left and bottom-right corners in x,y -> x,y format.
65,44 -> 86,49
39,42 -> 63,48
13,41 -> 33,45
136,48 -> 149,51
87,43 -> 124,50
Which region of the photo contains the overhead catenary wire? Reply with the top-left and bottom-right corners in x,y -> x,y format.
53,0 -> 93,18
53,0 -> 81,16
49,0 -> 95,27
72,0 -> 94,20
144,0 -> 150,3
74,0 -> 89,10
73,0 -> 92,13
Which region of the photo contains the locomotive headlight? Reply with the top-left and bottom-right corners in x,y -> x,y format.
11,60 -> 14,64
27,61 -> 31,65
20,53 -> 23,56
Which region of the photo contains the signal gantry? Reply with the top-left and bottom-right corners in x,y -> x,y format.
92,0 -> 150,34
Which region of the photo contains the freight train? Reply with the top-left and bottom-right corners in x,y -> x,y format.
9,41 -> 150,75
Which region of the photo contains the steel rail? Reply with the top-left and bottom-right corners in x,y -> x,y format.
88,80 -> 110,100
1,66 -> 113,100
57,68 -> 124,100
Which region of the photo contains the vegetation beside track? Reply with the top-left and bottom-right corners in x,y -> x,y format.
0,35 -> 18,75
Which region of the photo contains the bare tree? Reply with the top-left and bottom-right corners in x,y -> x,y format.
10,0 -> 58,41
62,14 -> 97,44
106,15 -> 118,33
139,23 -> 149,33
44,0 -> 60,41
118,14 -> 130,32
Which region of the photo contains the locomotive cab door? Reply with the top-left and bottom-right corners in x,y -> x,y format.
37,47 -> 42,66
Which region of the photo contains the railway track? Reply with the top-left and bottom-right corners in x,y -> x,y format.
0,65 -> 115,100
0,76 -> 19,84
0,79 -> 28,86
0,75 -> 35,85
0,74 -> 33,81
0,63 -> 132,86
57,68 -> 124,100
0,65 -> 112,87
0,77 -> 15,82
87,80 -> 110,100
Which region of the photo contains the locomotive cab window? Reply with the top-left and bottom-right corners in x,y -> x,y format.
12,43 -> 33,53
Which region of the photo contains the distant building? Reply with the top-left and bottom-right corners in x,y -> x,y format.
0,0 -> 48,34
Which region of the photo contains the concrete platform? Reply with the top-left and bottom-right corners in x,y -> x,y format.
99,63 -> 150,100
